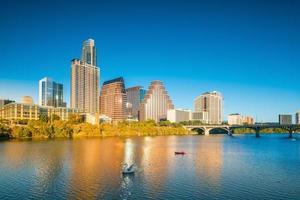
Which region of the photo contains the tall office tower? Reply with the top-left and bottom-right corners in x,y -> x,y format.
194,91 -> 223,124
71,39 -> 100,113
81,38 -> 97,66
140,80 -> 174,122
279,114 -> 292,125
126,86 -> 146,119
99,77 -> 127,122
39,77 -> 64,107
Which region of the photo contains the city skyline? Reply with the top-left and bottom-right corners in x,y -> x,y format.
1,0 -> 300,122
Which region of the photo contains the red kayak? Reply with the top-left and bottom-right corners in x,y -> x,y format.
175,151 -> 186,155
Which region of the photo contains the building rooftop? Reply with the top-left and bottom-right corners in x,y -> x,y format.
103,77 -> 124,86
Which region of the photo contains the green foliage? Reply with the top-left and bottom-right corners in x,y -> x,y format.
39,113 -> 49,122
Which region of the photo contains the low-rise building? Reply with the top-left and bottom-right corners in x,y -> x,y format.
279,114 -> 292,125
242,116 -> 255,125
228,113 -> 243,125
191,111 -> 208,124
0,101 -> 78,121
167,109 -> 191,123
296,111 -> 300,124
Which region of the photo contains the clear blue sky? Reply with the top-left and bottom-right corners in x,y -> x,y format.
0,0 -> 299,122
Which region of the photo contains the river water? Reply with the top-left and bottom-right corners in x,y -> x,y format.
0,134 -> 300,200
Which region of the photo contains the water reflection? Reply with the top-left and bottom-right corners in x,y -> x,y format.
1,135 -> 300,200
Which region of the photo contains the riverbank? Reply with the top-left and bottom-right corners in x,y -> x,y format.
0,120 -> 189,140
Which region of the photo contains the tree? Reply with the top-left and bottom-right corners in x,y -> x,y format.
40,113 -> 49,122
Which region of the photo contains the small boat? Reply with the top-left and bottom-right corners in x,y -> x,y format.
175,151 -> 186,155
122,163 -> 136,174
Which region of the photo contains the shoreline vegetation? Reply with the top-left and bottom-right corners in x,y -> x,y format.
0,114 -> 293,140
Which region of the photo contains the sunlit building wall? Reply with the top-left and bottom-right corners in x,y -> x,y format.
242,116 -> 255,125
191,111 -> 209,124
71,39 -> 100,114
140,80 -> 174,122
228,113 -> 243,125
194,91 -> 223,124
0,102 -> 78,121
126,86 -> 146,120
167,109 -> 191,123
99,77 -> 127,122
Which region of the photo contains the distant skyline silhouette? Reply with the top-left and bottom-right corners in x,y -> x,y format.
0,0 -> 299,122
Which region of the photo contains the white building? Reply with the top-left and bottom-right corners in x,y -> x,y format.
167,109 -> 191,123
194,91 -> 223,124
191,111 -> 209,124
228,113 -> 243,125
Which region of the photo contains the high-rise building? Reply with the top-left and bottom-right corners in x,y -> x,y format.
140,80 -> 174,122
126,86 -> 146,119
99,77 -> 127,122
279,114 -> 292,125
81,38 -> 97,66
296,111 -> 300,124
39,77 -> 64,107
194,91 -> 223,124
167,109 -> 191,123
71,39 -> 100,113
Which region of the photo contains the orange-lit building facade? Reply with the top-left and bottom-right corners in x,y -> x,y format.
99,77 -> 127,122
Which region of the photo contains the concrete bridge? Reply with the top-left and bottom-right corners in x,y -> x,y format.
184,124 -> 300,138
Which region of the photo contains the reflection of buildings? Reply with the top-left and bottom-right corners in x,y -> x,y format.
68,138 -> 125,199
195,136 -> 223,188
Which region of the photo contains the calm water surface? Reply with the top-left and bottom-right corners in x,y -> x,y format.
0,134 -> 300,200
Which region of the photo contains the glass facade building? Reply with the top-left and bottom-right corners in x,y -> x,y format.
39,77 -> 64,107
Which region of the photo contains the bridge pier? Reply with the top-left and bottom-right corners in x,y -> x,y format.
255,129 -> 260,138
289,130 -> 294,138
228,129 -> 233,136
204,128 -> 210,135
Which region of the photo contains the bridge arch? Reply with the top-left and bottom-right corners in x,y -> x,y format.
191,127 -> 205,135
208,127 -> 230,135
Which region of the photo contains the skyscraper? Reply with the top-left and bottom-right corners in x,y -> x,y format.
140,80 -> 174,122
71,39 -> 100,113
39,77 -> 64,107
99,77 -> 127,122
194,91 -> 223,124
126,86 -> 146,119
81,38 -> 97,66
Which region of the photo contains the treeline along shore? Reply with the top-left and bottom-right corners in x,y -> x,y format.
0,114 -> 293,140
